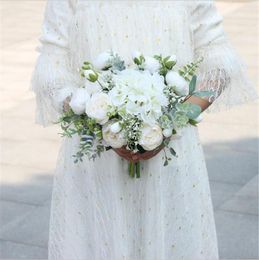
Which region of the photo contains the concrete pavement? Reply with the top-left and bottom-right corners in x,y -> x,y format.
0,1 -> 258,259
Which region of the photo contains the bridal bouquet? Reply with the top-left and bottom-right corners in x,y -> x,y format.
58,50 -> 210,178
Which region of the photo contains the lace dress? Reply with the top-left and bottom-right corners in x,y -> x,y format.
31,1 -> 257,259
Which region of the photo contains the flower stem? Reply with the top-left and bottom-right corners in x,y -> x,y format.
129,162 -> 135,178
136,161 -> 141,178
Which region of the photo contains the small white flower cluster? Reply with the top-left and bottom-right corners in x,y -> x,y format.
60,50 -> 206,169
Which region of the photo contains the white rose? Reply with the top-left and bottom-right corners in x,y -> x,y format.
144,56 -> 160,74
92,51 -> 112,70
139,124 -> 163,151
194,114 -> 203,123
84,69 -> 98,82
110,122 -> 122,133
69,88 -> 90,115
85,93 -> 112,125
84,81 -> 102,96
165,71 -> 189,96
162,128 -> 173,138
102,122 -> 126,148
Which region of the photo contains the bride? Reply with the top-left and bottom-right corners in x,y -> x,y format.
31,1 -> 256,259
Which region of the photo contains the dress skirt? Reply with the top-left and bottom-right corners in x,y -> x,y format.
48,125 -> 219,260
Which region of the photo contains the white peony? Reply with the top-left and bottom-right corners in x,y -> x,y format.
110,69 -> 168,125
69,88 -> 90,115
165,71 -> 189,96
92,51 -> 112,70
102,122 -> 126,148
144,56 -> 160,74
85,93 -> 112,125
84,81 -> 102,96
162,128 -> 173,138
139,124 -> 163,151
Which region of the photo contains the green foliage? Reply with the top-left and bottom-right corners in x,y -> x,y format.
109,53 -> 126,71
186,104 -> 201,120
155,55 -> 177,76
161,138 -> 177,167
169,147 -> 177,157
175,103 -> 201,120
179,58 -> 203,82
189,118 -> 198,127
121,115 -> 143,152
133,55 -> 145,66
189,75 -> 197,94
58,111 -> 105,163
192,90 -> 215,98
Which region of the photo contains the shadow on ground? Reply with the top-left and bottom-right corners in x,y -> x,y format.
0,138 -> 258,259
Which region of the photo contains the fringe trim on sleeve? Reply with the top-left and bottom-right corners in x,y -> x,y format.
195,42 -> 258,113
30,46 -> 80,127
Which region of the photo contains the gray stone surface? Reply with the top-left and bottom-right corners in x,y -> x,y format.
0,239 -> 47,259
204,143 -> 258,185
209,181 -> 242,210
220,195 -> 258,216
1,165 -> 53,206
0,200 -> 37,228
215,210 -> 258,259
0,203 -> 51,248
0,1 -> 258,259
220,175 -> 258,216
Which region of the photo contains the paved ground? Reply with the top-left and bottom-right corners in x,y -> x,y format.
0,1 -> 258,259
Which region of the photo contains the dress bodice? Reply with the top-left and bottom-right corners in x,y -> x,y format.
32,0 -> 257,127
69,1 -> 194,68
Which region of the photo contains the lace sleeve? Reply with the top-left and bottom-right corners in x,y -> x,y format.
30,0 -> 79,127
191,1 -> 257,112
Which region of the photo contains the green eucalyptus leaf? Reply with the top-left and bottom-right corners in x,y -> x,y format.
185,103 -> 202,119
189,75 -> 197,94
169,147 -> 177,156
193,90 -> 215,98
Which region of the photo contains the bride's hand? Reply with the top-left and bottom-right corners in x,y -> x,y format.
113,145 -> 164,163
63,96 -> 71,112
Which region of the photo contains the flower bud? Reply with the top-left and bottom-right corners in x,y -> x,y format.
162,128 -> 172,138
84,69 -> 98,82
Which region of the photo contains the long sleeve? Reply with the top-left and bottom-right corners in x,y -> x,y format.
31,0 -> 79,126
191,1 -> 257,112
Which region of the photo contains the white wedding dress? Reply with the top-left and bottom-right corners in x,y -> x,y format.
31,1 -> 256,259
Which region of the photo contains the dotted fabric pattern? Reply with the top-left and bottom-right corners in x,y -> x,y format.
30,1 -> 257,259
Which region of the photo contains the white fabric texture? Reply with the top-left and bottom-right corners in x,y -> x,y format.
30,1 -> 257,259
